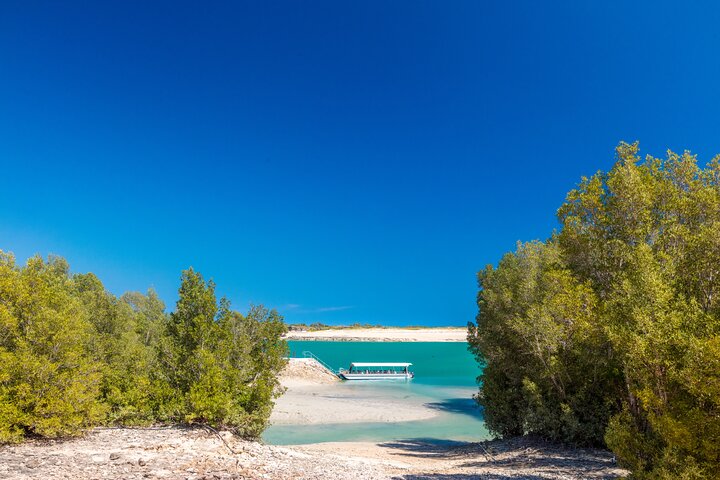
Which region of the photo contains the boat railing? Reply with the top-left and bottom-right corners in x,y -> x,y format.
302,351 -> 338,375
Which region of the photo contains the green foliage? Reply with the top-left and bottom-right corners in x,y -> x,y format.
0,255 -> 287,443
0,253 -> 104,442
469,241 -> 617,445
72,274 -> 162,425
156,268 -> 287,436
469,143 -> 720,478
114,289 -> 168,423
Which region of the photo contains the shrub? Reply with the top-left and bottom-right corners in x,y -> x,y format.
156,268 -> 287,437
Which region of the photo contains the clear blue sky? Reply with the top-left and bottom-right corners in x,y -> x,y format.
2,1 -> 719,326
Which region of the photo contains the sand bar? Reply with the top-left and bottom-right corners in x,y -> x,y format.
271,358 -> 438,425
270,383 -> 439,425
284,327 -> 467,342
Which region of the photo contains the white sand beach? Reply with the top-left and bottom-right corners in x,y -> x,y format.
284,327 -> 467,342
270,384 -> 439,425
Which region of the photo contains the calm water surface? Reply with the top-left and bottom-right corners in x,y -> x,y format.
263,341 -> 492,445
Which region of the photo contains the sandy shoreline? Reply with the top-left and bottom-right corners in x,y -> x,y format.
299,437 -> 627,479
284,327 -> 467,342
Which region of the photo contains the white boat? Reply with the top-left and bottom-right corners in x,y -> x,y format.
338,362 -> 414,380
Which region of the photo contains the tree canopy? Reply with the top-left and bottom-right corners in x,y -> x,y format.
469,143 -> 720,479
0,256 -> 287,442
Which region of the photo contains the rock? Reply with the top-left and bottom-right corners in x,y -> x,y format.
109,452 -> 121,460
25,458 -> 41,469
138,458 -> 147,466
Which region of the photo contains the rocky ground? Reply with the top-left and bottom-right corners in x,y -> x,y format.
0,427 -> 627,480
0,427 -> 385,480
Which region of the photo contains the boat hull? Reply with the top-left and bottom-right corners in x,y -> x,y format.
339,373 -> 413,380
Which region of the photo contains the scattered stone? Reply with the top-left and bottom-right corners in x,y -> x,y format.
0,427 -> 626,480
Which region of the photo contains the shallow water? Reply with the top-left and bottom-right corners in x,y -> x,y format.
263,341 -> 492,445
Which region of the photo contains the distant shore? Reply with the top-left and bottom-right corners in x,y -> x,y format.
284,327 -> 467,342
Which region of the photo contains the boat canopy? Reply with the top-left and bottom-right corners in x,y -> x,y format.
349,362 -> 412,367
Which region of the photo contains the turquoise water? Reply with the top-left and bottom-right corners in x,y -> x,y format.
263,341 -> 492,445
